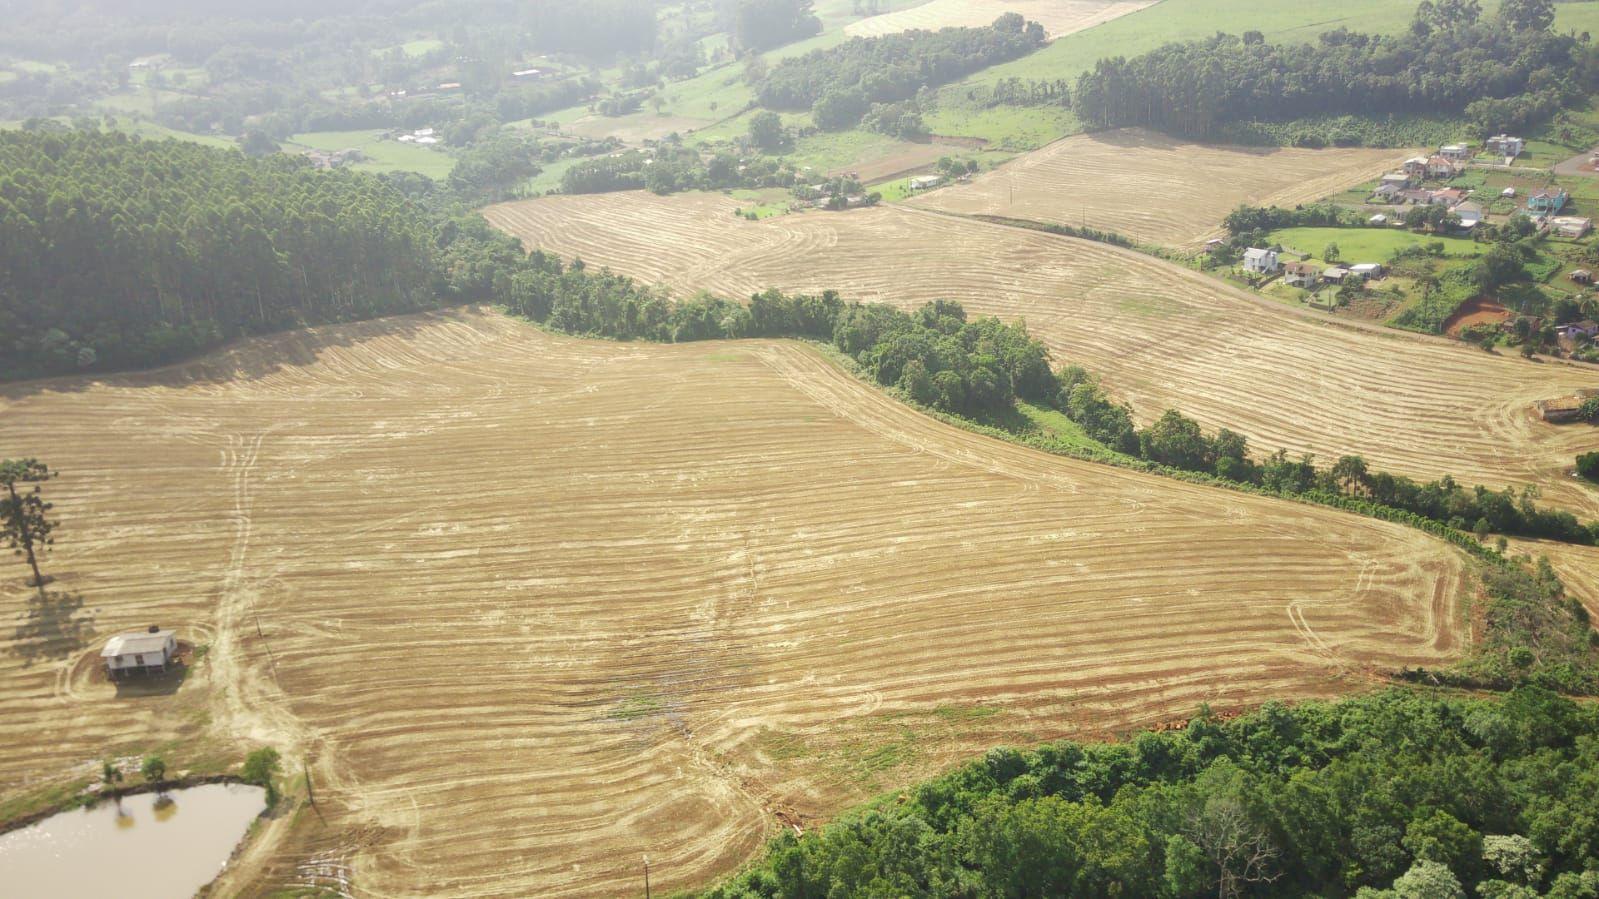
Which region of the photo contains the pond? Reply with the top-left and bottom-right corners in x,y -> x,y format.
0,782 -> 266,899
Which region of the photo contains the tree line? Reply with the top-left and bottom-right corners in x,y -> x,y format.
705,687 -> 1599,898
1074,1 -> 1595,139
756,14 -> 1045,131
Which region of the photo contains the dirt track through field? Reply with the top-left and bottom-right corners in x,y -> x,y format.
907,128 -> 1413,247
845,0 -> 1154,39
484,191 -> 1599,520
1,309 -> 1467,896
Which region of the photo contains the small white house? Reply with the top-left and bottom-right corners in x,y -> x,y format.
908,175 -> 942,191
1242,247 -> 1280,275
1440,143 -> 1471,161
1350,263 -> 1384,280
1368,213 -> 1388,225
1551,216 -> 1593,239
102,627 -> 177,678
1501,187 -> 1517,199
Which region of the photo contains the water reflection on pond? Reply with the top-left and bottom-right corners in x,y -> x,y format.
0,782 -> 266,899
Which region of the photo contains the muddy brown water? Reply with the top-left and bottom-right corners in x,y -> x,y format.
0,783 -> 265,898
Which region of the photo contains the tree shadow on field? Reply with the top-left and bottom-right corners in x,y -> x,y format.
10,588 -> 96,668
0,306 -> 463,401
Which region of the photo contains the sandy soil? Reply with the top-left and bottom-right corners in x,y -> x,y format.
906,128 -> 1415,247
1443,297 -> 1512,336
0,309 -> 1467,896
845,0 -> 1154,39
483,191 -> 1599,519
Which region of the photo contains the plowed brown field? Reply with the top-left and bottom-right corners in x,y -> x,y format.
483,192 -> 1599,519
844,0 -> 1154,39
906,129 -> 1412,247
2,309 -> 1466,896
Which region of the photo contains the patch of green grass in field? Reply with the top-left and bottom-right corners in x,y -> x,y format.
116,120 -> 237,149
1012,402 -> 1116,454
374,38 -> 445,59
288,130 -> 456,180
1267,226 -> 1487,262
728,187 -> 795,218
9,59 -> 61,74
611,690 -> 665,722
933,703 -> 1002,722
923,102 -> 1079,150
784,128 -> 903,174
520,156 -> 586,195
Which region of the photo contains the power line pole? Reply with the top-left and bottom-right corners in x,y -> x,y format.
643,855 -> 651,899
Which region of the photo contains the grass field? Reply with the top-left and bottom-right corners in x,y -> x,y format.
0,308 -> 1469,896
286,130 -> 456,180
907,128 -> 1413,246
486,191 -> 1599,519
844,0 -> 1154,38
1266,227 -> 1487,262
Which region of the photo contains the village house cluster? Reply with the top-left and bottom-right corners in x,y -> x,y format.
1368,137 -> 1591,239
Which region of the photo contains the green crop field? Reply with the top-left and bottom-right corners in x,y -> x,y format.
1267,226 -> 1487,263
288,130 -> 456,180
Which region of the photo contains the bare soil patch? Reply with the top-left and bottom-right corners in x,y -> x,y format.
907,128 -> 1414,247
1443,297 -> 1511,336
485,191 -> 1599,519
845,0 -> 1154,39
1,309 -> 1467,896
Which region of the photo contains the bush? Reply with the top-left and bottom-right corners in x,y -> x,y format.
1579,452 -> 1599,483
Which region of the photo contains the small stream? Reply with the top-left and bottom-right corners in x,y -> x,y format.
0,782 -> 266,899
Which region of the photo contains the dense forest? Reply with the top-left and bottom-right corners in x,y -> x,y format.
757,14 -> 1045,129
705,687 -> 1599,898
1073,1 -> 1597,138
0,130 -> 436,375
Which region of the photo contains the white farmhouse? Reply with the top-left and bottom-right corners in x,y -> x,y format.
102,627 -> 178,678
1242,247 -> 1280,275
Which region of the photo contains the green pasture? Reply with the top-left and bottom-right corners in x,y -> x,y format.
288,130 -> 456,180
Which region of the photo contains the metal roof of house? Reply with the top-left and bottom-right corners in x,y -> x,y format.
101,630 -> 173,658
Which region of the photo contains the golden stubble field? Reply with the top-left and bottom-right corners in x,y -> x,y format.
1,309 -> 1467,897
484,192 -> 1599,520
906,128 -> 1414,247
845,0 -> 1155,38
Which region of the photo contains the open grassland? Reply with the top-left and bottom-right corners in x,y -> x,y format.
1266,227 -> 1487,262
906,128 -> 1413,247
0,309 -> 1468,897
844,0 -> 1155,38
286,130 -> 456,180
485,192 -> 1599,519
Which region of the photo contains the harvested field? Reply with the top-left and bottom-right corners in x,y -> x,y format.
1,309 -> 1467,896
906,128 -> 1413,247
844,0 -> 1154,39
484,191 -> 1599,519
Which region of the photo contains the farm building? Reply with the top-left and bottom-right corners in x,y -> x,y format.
1374,183 -> 1404,201
1486,134 -> 1524,157
1368,213 -> 1388,225
1569,270 -> 1594,286
1455,202 -> 1483,232
1537,390 -> 1597,422
1283,261 -> 1320,287
1501,187 -> 1517,199
908,175 -> 942,191
1242,247 -> 1280,274
1322,266 -> 1351,284
1528,188 -> 1571,215
1426,155 -> 1459,179
102,627 -> 178,678
1550,216 -> 1592,239
1380,172 -> 1412,190
1350,263 -> 1384,280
